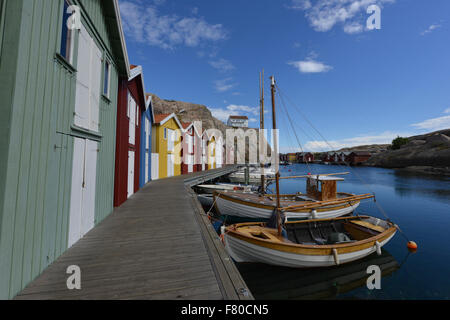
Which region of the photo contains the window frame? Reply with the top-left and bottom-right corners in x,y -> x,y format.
59,0 -> 76,65
103,59 -> 111,98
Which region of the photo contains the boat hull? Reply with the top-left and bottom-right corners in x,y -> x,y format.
224,230 -> 396,268
197,194 -> 214,207
215,194 -> 360,221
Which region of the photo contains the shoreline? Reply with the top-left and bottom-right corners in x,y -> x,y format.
291,162 -> 450,177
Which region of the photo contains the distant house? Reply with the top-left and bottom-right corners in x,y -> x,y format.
322,152 -> 336,163
201,129 -> 209,171
114,65 -> 150,207
193,123 -> 203,172
297,152 -> 314,163
287,153 -> 297,163
181,122 -> 195,174
152,113 -> 183,179
208,135 -> 216,170
348,152 -> 372,165
227,115 -> 249,128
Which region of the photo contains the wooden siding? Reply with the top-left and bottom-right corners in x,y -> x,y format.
153,118 -> 182,179
0,0 -> 124,299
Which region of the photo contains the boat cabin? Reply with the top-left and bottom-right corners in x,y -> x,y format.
306,176 -> 345,201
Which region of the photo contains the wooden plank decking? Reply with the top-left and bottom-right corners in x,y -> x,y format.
15,166 -> 253,300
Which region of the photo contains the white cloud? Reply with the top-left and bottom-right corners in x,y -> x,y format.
227,104 -> 259,116
214,78 -> 236,92
411,115 -> 450,131
119,1 -> 228,49
420,24 -> 441,36
343,22 -> 364,34
288,0 -> 395,34
302,131 -> 414,152
210,104 -> 259,122
288,59 -> 332,73
210,108 -> 235,122
444,108 -> 450,114
209,58 -> 235,73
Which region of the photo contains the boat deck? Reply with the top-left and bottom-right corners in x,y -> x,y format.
15,166 -> 253,300
218,191 -> 357,208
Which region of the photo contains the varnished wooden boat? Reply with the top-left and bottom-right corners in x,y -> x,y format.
195,183 -> 255,194
214,175 -> 373,221
228,167 -> 276,185
223,215 -> 397,268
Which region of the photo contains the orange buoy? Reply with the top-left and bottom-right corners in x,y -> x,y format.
407,241 -> 418,251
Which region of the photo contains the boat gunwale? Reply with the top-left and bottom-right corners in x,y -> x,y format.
214,191 -> 361,212
225,215 -> 397,255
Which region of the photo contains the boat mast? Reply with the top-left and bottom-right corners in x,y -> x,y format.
260,70 -> 265,191
270,76 -> 282,236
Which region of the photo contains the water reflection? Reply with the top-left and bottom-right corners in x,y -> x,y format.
237,250 -> 399,300
392,170 -> 450,202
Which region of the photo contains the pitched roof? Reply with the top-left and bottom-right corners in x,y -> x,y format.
154,113 -> 172,124
229,115 -> 249,120
181,122 -> 192,130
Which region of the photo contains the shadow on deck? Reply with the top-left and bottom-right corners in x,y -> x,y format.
15,166 -> 253,300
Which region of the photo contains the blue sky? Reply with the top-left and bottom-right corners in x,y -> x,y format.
119,0 -> 450,152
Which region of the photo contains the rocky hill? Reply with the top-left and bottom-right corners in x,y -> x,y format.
149,93 -> 230,135
337,144 -> 390,154
365,129 -> 450,175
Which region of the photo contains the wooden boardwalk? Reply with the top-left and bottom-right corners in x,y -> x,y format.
15,166 -> 253,300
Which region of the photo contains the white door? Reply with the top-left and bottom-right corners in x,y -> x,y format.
82,140 -> 97,235
167,154 -> 174,177
145,118 -> 150,183
151,153 -> 159,180
128,151 -> 135,198
68,138 -> 97,248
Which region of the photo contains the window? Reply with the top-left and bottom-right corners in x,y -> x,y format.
136,104 -> 139,127
60,0 -> 74,63
164,128 -> 167,140
167,129 -> 174,152
103,60 -> 110,97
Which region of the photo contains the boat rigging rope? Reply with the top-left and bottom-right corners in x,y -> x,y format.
276,87 -> 314,175
275,83 -> 411,243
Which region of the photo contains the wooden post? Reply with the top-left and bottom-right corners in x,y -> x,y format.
260,70 -> 265,191
271,76 -> 282,236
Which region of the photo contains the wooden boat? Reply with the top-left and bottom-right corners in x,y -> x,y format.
195,183 -> 255,194
222,75 -> 398,268
228,167 -> 275,185
223,215 -> 397,268
196,183 -> 256,207
214,174 -> 373,221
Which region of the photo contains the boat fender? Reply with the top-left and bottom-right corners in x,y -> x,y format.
220,226 -> 226,244
332,248 -> 340,266
375,241 -> 382,256
311,209 -> 317,219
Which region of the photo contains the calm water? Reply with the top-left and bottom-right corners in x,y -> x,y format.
234,164 -> 450,300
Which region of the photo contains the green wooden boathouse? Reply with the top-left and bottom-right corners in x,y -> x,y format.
0,0 -> 129,299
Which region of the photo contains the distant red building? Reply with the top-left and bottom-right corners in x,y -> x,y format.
348,152 -> 372,165
114,65 -> 148,207
297,152 -> 314,163
181,122 -> 195,174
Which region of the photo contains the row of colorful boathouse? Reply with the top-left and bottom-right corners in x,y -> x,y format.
0,0 -> 224,299
280,151 -> 372,166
